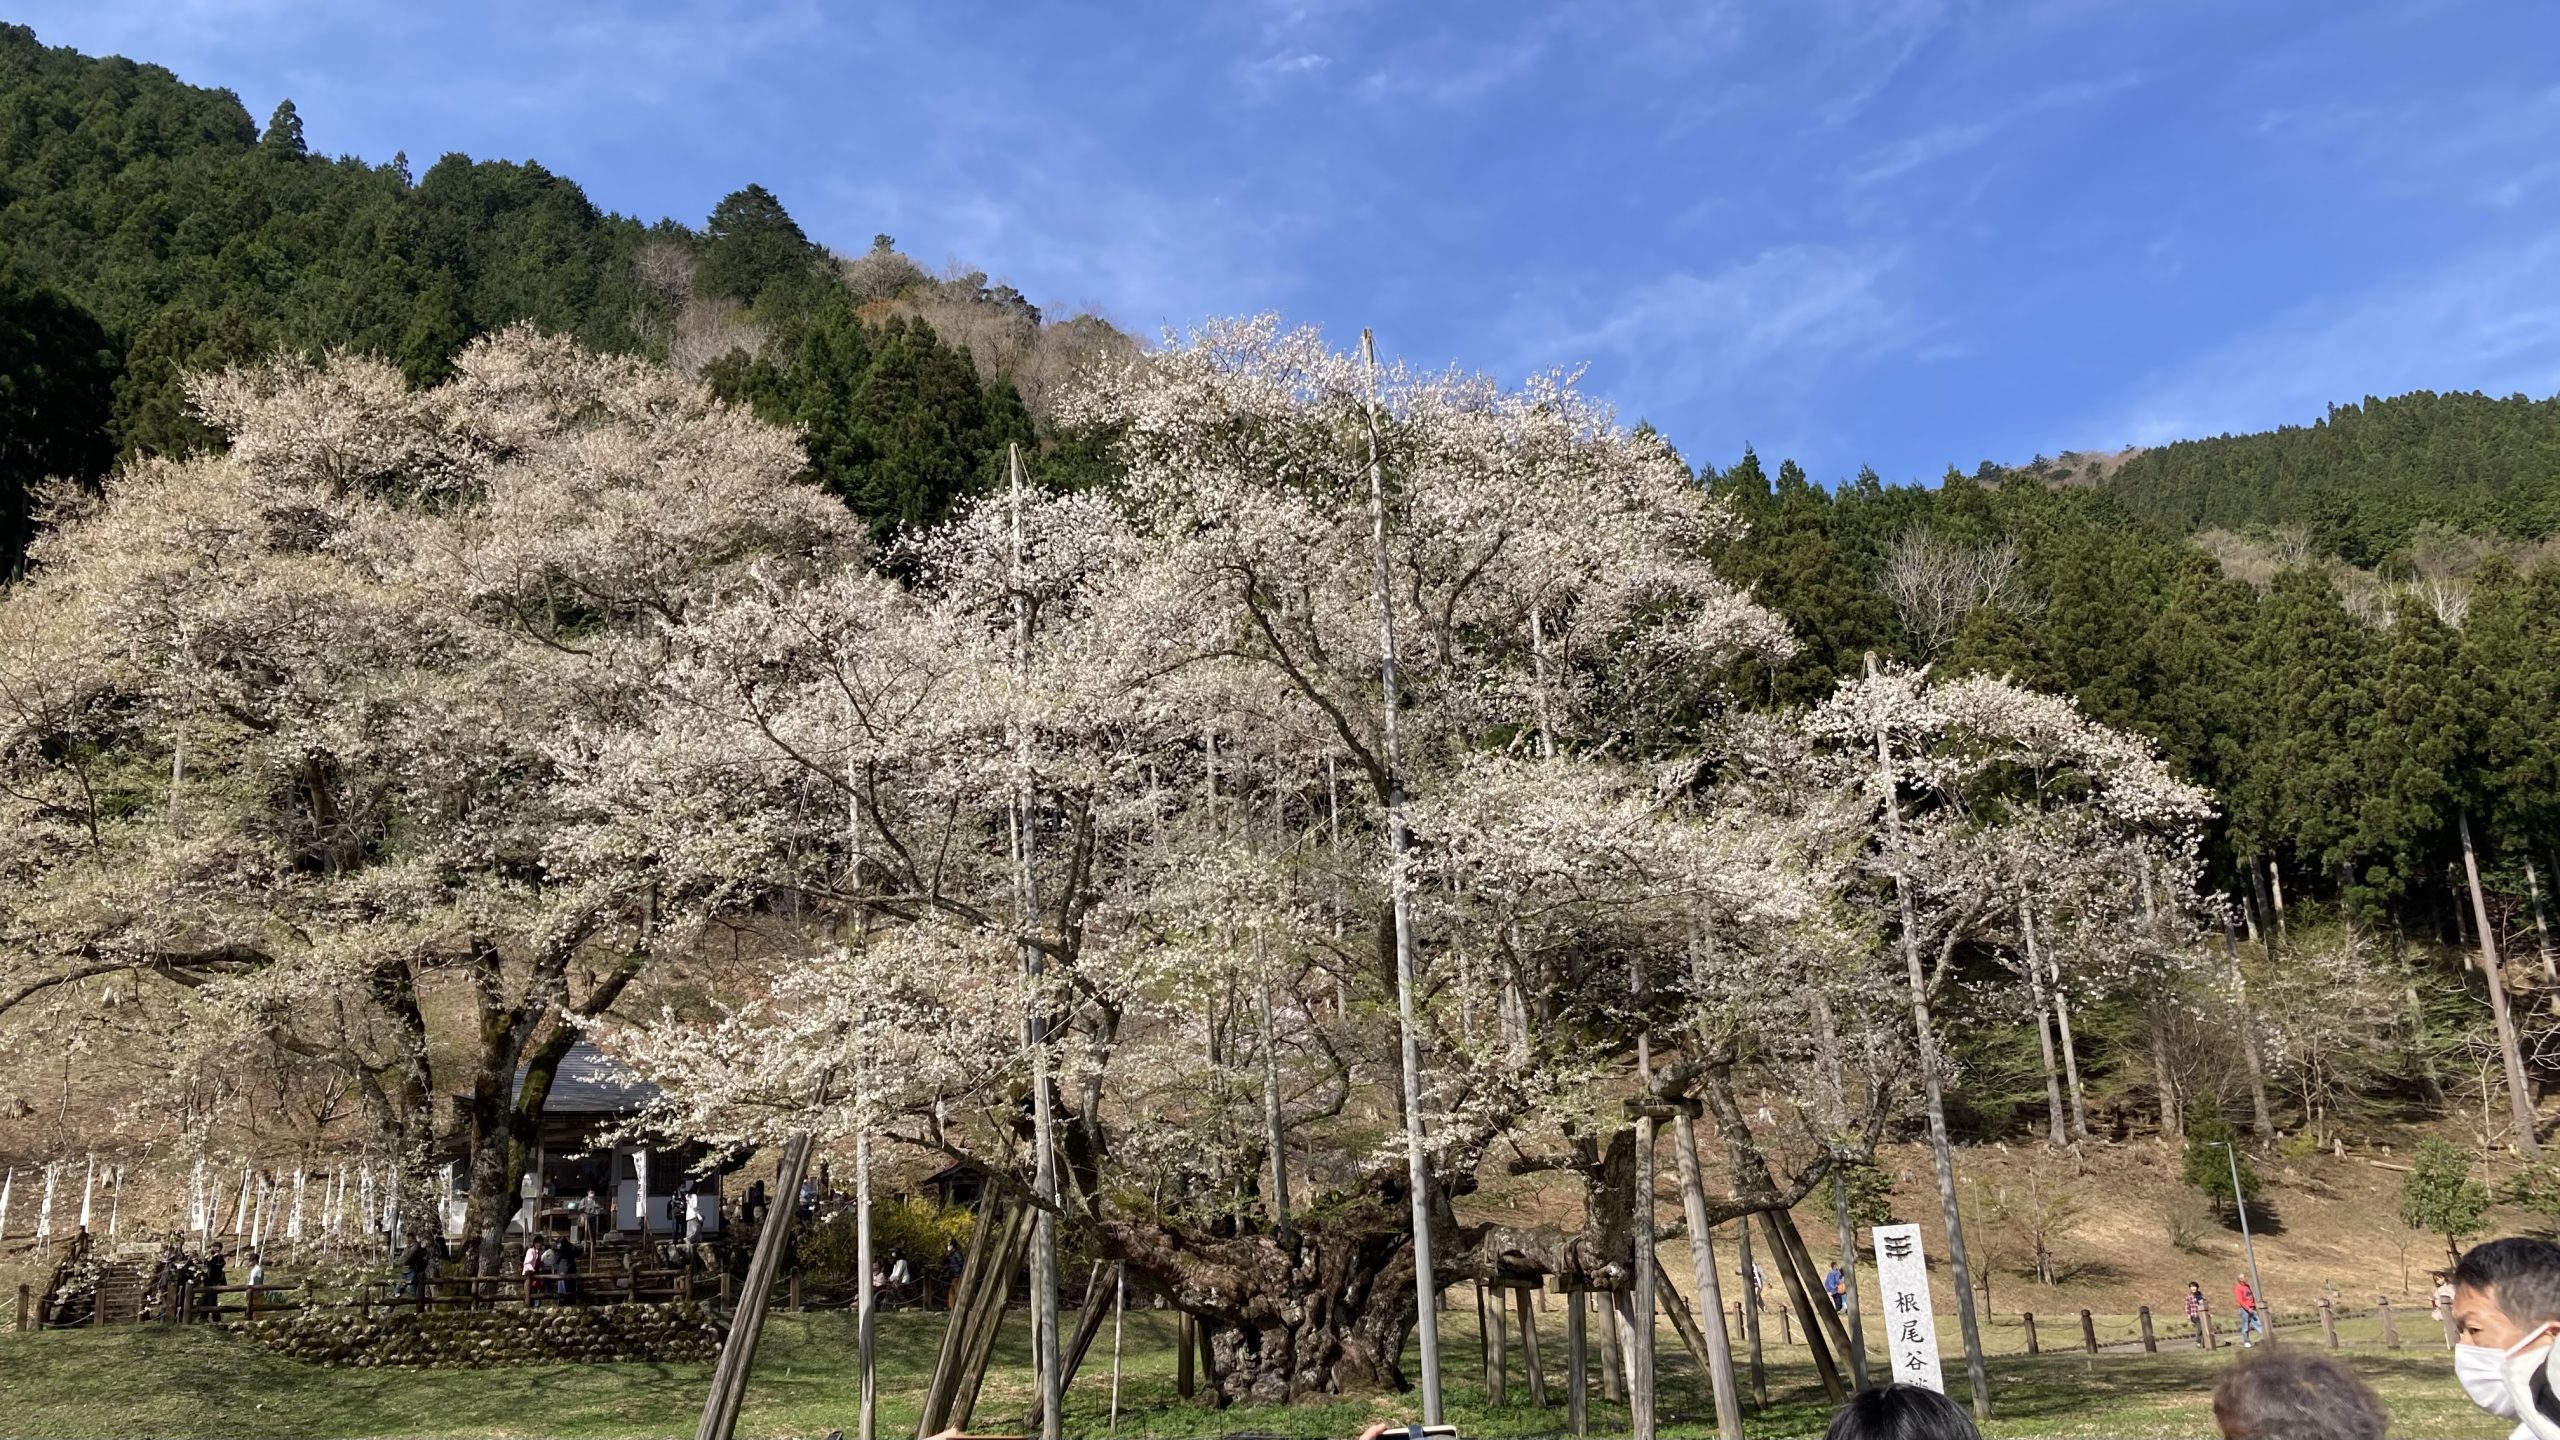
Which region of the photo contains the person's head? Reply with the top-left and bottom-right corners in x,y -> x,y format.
2190,1281 -> 2203,1294
2451,1237 -> 2560,1420
2454,1238 -> 2560,1351
2211,1353 -> 2385,1440
1822,1384 -> 1980,1440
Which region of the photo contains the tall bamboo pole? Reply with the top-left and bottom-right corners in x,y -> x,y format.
1008,444 -> 1066,1436
1864,653 -> 1991,1417
1360,329 -> 1442,1422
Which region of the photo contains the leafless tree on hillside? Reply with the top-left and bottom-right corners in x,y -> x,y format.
1879,527 -> 2036,655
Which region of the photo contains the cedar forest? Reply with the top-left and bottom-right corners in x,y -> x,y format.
8,19 -> 2560,1426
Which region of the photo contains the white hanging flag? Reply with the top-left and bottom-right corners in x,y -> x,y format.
80,1155 -> 96,1229
1872,1222 -> 1947,1394
288,1168 -> 307,1241
0,1166 -> 14,1239
107,1166 -> 122,1236
190,1157 -> 208,1235
37,1162 -> 59,1240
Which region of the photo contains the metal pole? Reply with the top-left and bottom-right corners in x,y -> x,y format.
2221,1142 -> 2269,1343
1361,328 -> 1442,1424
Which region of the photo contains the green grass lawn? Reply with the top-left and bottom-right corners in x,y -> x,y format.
0,1306 -> 2510,1439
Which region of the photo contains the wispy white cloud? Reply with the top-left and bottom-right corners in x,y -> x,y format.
2095,235 -> 2560,448
1510,244 -> 1910,449
1842,74 -> 2139,189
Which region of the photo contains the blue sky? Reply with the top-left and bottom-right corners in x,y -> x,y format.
19,0 -> 2560,483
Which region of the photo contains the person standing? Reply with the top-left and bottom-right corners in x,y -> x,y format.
1825,1263 -> 1850,1313
2187,1281 -> 2209,1348
2234,1273 -> 2264,1347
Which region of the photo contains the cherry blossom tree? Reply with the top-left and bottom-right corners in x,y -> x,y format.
0,328 -> 856,1270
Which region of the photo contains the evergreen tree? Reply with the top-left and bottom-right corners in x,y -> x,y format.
0,258 -> 117,572
261,98 -> 307,156
2400,1138 -> 2491,1262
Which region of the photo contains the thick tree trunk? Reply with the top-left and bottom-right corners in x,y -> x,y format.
2020,907 -> 2069,1147
2221,912 -> 2277,1143
2053,984 -> 2091,1142
2149,1002 -> 2185,1140
1104,1169 -> 1430,1405
918,1195 -> 1034,1437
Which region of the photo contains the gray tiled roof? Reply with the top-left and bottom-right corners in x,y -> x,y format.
516,1040 -> 658,1115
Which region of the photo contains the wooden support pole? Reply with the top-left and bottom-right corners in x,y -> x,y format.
2201,1308 -> 2217,1350
2139,1306 -> 2156,1353
17,1283 -> 30,1331
2379,1301 -> 2399,1350
1756,1209 -> 1845,1404
2080,1310 -> 2097,1354
1779,1307 -> 1792,1344
1735,1223 -> 1766,1405
1566,1284 -> 1589,1436
2024,1312 -> 2039,1355
1516,1284 -> 1547,1408
1488,1281 -> 1510,1407
2318,1299 -> 2338,1349
1177,1310 -> 1196,1399
1476,1281 -> 1491,1382
1600,1290 -> 1623,1402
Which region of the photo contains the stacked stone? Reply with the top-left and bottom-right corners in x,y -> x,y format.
230,1301 -> 724,1367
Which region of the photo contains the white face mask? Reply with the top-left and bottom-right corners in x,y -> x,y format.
2461,1343 -> 2522,1417
2459,1327 -> 2560,1419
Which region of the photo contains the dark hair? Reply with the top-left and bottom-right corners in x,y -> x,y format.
2454,1237 -> 2560,1326
2212,1353 -> 2385,1440
1824,1384 -> 1980,1440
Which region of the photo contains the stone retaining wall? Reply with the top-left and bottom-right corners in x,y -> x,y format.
230,1301 -> 725,1367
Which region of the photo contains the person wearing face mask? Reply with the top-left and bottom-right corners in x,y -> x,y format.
2450,1237 -> 2560,1440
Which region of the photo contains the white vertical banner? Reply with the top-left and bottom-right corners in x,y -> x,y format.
80,1155 -> 96,1229
189,1157 -> 208,1236
1872,1223 -> 1947,1394
229,1165 -> 251,1236
107,1166 -> 122,1236
288,1168 -> 307,1241
359,1166 -> 375,1235
36,1162 -> 59,1240
636,1149 -> 650,1233
0,1166 -> 14,1239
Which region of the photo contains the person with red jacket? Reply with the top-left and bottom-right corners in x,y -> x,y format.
2234,1273 -> 2264,1346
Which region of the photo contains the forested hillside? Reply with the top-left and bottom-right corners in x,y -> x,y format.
2093,391 -> 2560,563
0,23 -> 1122,571
3,21 -> 2560,1178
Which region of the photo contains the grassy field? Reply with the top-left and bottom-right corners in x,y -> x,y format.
0,1304 -> 2512,1439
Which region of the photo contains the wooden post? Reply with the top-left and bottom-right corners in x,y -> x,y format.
1566,1282 -> 1589,1436
1599,1290 -> 1622,1402
358,1283 -> 371,1321
1735,1223 -> 1766,1405
17,1283 -> 29,1331
2023,1312 -> 2039,1355
2443,1305 -> 2460,1350
2319,1299 -> 2337,1350
1778,1306 -> 1792,1344
1516,1283 -> 1547,1408
2139,1306 -> 2157,1353
248,1284 -> 261,1321
2201,1307 -> 2217,1350
789,1273 -> 802,1312
2079,1310 -> 2097,1354
1488,1279 -> 1510,1407
2379,1300 -> 2399,1350
1177,1311 -> 1195,1399
696,1131 -> 816,1440
1476,1281 -> 1491,1381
